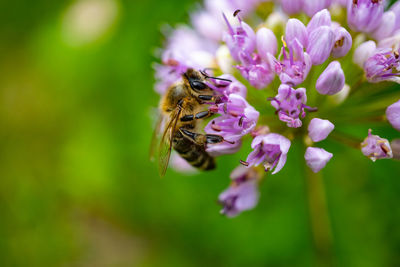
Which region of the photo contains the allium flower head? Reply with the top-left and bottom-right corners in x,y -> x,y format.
153,0 -> 400,217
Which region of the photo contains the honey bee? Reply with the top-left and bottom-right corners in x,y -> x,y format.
151,68 -> 231,176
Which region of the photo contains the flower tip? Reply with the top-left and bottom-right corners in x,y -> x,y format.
305,147 -> 333,173
256,27 -> 278,59
307,8 -> 332,34
280,0 -> 302,15
307,26 -> 335,65
285,18 -> 308,48
372,11 -> 396,41
316,61 -> 345,95
353,40 -> 377,68
304,1 -> 332,17
308,118 -> 335,142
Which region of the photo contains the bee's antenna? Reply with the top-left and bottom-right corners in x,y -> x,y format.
200,69 -> 232,83
213,77 -> 233,82
203,67 -> 217,72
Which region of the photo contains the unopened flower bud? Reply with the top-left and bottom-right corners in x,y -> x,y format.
390,1 -> 400,31
378,31 -> 400,51
286,19 -> 308,48
307,26 -> 335,65
308,118 -> 335,142
353,40 -> 377,68
332,27 -> 352,58
256,27 -> 278,61
386,99 -> 400,131
316,61 -> 345,95
265,11 -> 288,34
303,0 -> 332,17
281,0 -> 302,15
329,84 -> 350,104
307,9 -> 332,34
372,11 -> 396,41
347,0 -> 385,33
305,147 -> 333,173
192,10 -> 223,41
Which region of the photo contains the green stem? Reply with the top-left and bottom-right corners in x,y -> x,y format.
304,167 -> 335,266
330,131 -> 362,149
348,75 -> 366,96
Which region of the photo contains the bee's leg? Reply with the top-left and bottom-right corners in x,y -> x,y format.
198,95 -> 214,101
179,128 -> 224,145
198,95 -> 223,104
180,110 -> 213,122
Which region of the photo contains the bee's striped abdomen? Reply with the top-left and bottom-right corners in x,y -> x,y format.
172,131 -> 215,170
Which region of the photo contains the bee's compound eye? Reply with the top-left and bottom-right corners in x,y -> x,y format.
190,80 -> 207,90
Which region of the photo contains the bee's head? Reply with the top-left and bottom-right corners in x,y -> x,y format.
183,68 -> 210,94
183,68 -> 233,98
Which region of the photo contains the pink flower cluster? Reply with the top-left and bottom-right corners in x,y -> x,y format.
154,0 -> 400,217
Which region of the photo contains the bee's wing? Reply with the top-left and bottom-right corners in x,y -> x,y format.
149,113 -> 164,162
158,107 -> 182,177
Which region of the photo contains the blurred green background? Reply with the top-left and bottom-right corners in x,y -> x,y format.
1,0 -> 400,266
